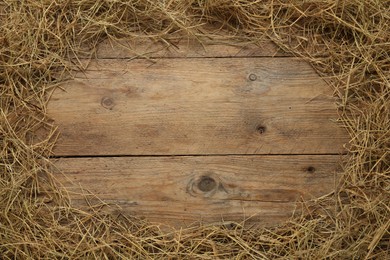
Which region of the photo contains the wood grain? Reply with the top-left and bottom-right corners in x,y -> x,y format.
49,58 -> 348,156
92,31 -> 286,59
53,155 -> 342,227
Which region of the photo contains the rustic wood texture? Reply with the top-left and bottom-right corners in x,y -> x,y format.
93,37 -> 285,59
49,58 -> 347,156
54,155 -> 342,227
49,37 -> 348,227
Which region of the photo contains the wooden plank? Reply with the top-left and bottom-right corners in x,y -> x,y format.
88,25 -> 287,59
53,155 -> 342,227
93,36 -> 286,59
48,58 -> 348,156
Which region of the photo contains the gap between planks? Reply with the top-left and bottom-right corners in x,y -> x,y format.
81,55 -> 294,61
51,153 -> 346,159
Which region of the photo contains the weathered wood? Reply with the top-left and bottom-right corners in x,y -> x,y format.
49,58 -> 348,156
92,31 -> 286,59
94,38 -> 283,59
48,38 -> 348,228
53,155 -> 341,227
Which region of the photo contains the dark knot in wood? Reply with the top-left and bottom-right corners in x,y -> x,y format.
256,125 -> 266,134
198,176 -> 217,192
306,166 -> 316,173
187,173 -> 221,198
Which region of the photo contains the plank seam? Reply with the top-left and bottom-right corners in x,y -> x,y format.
51,153 -> 346,159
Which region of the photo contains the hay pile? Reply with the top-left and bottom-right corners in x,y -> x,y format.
1,0 -> 389,259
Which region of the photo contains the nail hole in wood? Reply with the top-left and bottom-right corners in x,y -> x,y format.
198,176 -> 217,192
307,166 -> 316,173
256,125 -> 266,134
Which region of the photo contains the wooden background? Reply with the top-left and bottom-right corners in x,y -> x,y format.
48,34 -> 348,228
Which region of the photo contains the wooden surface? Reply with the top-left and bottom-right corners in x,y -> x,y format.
93,36 -> 285,59
53,155 -> 341,227
49,36 -> 348,227
49,58 -> 347,156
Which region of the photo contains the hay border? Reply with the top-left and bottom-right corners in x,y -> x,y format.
1,1 -> 388,259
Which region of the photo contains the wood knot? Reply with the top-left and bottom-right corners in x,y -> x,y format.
101,96 -> 114,110
187,173 -> 221,198
256,125 -> 266,134
248,73 -> 257,81
198,176 -> 217,192
306,166 -> 316,173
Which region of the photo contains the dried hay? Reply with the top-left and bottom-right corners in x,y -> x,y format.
0,0 -> 389,259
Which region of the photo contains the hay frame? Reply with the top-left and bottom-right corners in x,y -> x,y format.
0,0 -> 389,259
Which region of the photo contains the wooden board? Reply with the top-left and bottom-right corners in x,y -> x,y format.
93,36 -> 286,59
53,155 -> 342,227
49,58 -> 347,156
